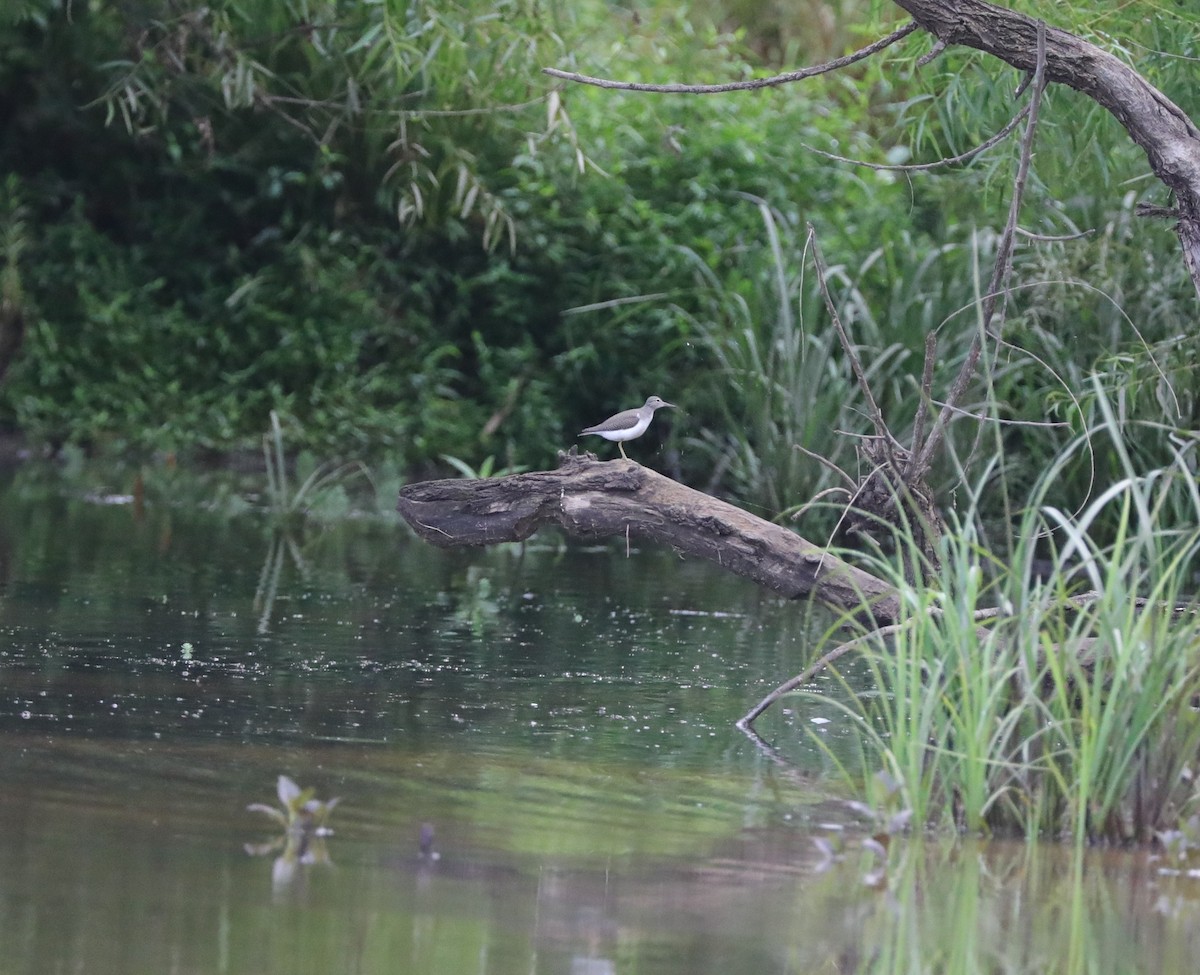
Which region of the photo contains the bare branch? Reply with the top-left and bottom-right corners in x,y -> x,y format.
917,38 -> 948,67
808,225 -> 895,451
1014,226 -> 1094,241
926,400 -> 1069,428
737,624 -> 905,730
891,0 -> 1200,300
1135,203 -> 1180,220
908,332 -> 937,455
802,100 -> 1030,172
542,22 -> 918,94
793,442 -> 857,490
909,20 -> 1048,480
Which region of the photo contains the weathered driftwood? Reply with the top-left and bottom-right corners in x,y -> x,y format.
396,449 -> 901,626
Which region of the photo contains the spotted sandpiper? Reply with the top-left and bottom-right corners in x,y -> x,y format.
580,395 -> 675,460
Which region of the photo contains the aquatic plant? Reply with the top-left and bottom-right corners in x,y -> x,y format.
799,393 -> 1200,843
261,410 -> 369,521
246,774 -> 341,835
246,774 -> 341,887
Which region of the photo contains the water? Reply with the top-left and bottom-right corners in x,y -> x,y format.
2,467 -> 1200,974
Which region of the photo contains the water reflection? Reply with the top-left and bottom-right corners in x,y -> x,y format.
1,470 -> 1200,973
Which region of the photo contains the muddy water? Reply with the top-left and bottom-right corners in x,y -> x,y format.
1,469 -> 1198,974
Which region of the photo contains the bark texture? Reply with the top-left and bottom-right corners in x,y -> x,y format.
893,0 -> 1200,299
397,451 -> 902,625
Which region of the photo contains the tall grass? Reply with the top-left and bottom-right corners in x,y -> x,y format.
261,410 -> 369,523
683,197 -> 862,516
807,386 -> 1200,842
684,198 -> 1016,525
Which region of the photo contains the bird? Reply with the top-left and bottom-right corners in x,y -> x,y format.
579,395 -> 675,460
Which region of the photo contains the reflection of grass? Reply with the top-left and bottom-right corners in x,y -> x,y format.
334,745 -> 802,861
252,530 -> 305,635
804,387 -> 1200,842
814,839 -> 1145,975
253,411 -> 378,632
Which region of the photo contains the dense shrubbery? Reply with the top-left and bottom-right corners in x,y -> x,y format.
0,0 -> 1197,526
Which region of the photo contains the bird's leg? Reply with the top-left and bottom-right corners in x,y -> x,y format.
619,442 -> 628,460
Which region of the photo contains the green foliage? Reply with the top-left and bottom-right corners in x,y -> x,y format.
688,0 -> 891,65
682,201 -> 862,516
0,0 -> 1196,528
261,410 -> 368,523
84,0 -> 568,248
805,391 -> 1200,842
247,773 -> 340,833
0,174 -> 28,382
5,211 -> 419,455
0,0 -> 577,462
440,452 -> 527,479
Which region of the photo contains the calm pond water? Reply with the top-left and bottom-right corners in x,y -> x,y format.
2,462 -> 1200,974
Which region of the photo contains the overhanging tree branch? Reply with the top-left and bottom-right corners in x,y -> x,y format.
546,0 -> 1200,299
542,22 -> 918,93
890,0 -> 1200,301
909,18 -> 1048,479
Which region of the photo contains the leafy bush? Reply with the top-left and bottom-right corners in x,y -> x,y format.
0,0 -> 1196,526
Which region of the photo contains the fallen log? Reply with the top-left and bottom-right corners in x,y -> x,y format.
396,449 -> 901,626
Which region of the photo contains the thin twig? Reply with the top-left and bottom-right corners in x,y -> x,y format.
808,225 -> 897,456
793,442 -> 857,490
793,486 -> 854,521
563,293 -> 672,315
737,625 -> 905,730
833,427 -> 889,441
927,401 -> 1068,427
802,101 -> 1031,172
1135,203 -> 1180,219
908,20 -> 1049,481
909,332 -> 937,458
918,38 -> 948,67
1014,226 -> 1094,242
542,22 -> 918,94
816,458 -> 892,578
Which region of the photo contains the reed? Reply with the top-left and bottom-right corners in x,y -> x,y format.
261,410 -> 369,522
807,387 -> 1200,842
